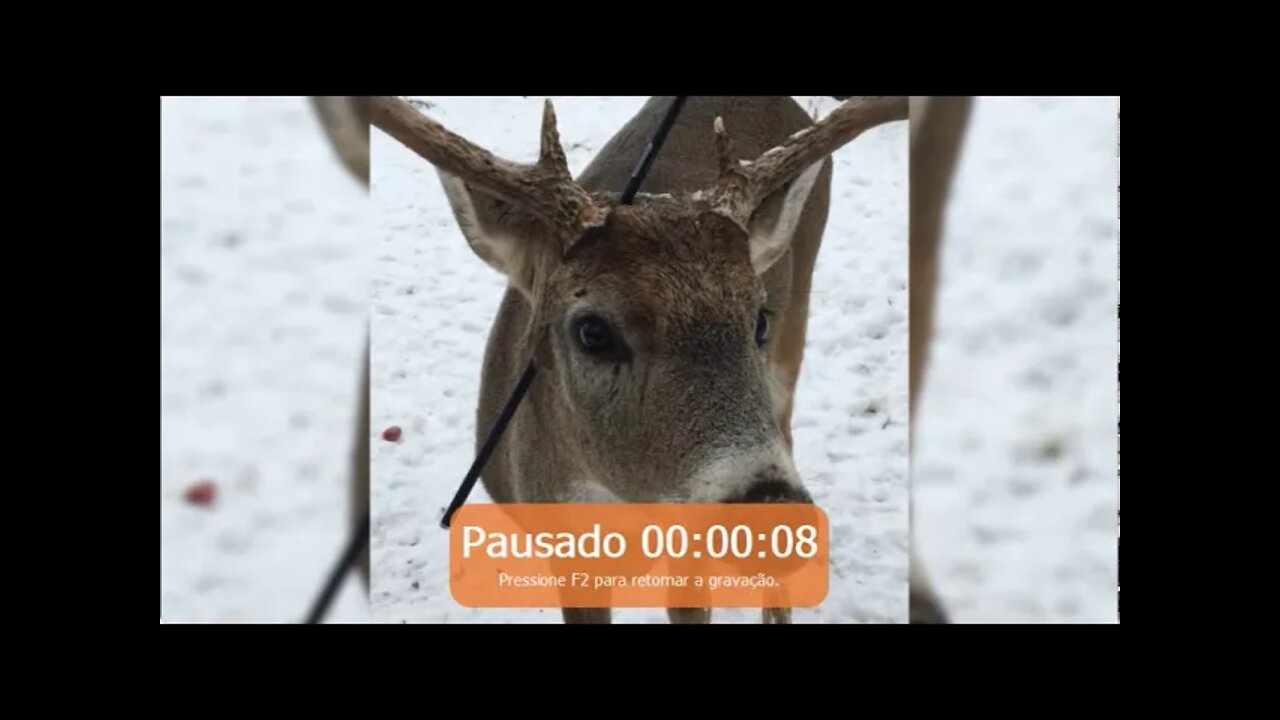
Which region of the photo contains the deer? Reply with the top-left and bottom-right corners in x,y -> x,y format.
905,96 -> 974,624
370,95 -> 908,624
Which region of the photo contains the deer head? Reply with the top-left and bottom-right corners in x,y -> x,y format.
372,96 -> 906,506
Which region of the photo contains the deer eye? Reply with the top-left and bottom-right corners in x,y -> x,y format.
572,315 -> 621,358
755,309 -> 770,347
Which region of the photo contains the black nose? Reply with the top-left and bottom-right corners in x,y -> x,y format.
728,479 -> 813,504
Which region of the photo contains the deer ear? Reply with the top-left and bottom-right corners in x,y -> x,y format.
436,169 -> 548,297
745,159 -> 827,275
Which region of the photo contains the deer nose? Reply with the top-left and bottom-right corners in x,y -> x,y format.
727,478 -> 813,504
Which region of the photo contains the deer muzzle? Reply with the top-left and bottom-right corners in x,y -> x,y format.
685,442 -> 812,505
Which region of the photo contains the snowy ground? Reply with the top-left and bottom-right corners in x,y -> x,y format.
370,97 -> 910,623
160,97 -> 370,622
912,97 -> 1119,622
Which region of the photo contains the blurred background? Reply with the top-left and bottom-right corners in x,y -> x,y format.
911,96 -> 1118,622
160,97 -> 370,622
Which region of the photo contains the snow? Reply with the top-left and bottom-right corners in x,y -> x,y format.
911,97 -> 1119,622
160,97 -> 370,622
370,97 -> 910,623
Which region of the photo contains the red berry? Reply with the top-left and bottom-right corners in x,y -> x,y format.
382,426 -> 403,442
185,479 -> 216,506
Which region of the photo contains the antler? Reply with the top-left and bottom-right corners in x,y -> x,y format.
710,96 -> 908,230
370,96 -> 604,247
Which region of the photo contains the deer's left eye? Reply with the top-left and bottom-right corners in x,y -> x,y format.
576,316 -> 614,353
570,314 -> 629,362
755,309 -> 770,348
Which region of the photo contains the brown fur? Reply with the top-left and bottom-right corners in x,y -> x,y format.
570,99 -> 832,454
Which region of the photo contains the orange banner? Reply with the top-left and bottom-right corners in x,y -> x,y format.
448,503 -> 828,608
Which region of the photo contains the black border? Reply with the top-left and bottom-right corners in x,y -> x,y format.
152,86 -> 1128,639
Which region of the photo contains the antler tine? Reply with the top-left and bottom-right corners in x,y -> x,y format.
370,96 -> 602,247
710,96 -> 908,228
540,99 -> 571,177
714,116 -> 738,178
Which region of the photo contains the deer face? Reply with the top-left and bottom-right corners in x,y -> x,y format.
531,203 -> 810,503
435,170 -> 825,503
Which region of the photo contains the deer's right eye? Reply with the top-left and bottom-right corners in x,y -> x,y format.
572,315 -> 622,359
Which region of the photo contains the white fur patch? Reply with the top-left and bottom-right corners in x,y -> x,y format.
566,479 -> 623,504
686,441 -> 802,503
767,359 -> 793,423
436,170 -> 518,276
749,160 -> 825,274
